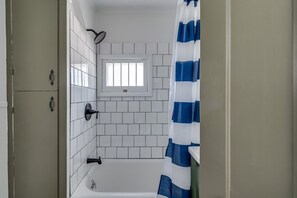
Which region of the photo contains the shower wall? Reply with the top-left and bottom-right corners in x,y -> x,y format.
69,10 -> 97,195
95,9 -> 175,159
97,42 -> 172,159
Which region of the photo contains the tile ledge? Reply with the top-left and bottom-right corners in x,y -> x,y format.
189,146 -> 200,165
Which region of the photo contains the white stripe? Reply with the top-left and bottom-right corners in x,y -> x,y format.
178,1 -> 200,24
157,195 -> 167,198
162,157 -> 191,190
176,41 -> 200,62
169,122 -> 200,145
173,81 -> 200,102
0,101 -> 8,108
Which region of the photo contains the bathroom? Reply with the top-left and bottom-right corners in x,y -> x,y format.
0,0 -> 297,198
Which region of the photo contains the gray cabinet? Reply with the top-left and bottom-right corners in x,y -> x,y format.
7,0 -> 61,197
14,92 -> 58,198
12,0 -> 58,91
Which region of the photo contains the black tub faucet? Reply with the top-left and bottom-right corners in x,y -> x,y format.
87,157 -> 102,165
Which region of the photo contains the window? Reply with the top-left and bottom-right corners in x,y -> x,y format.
98,55 -> 152,96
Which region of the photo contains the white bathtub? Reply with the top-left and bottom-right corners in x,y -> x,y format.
72,159 -> 164,198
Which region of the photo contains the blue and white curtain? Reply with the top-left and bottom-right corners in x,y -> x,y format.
157,0 -> 200,197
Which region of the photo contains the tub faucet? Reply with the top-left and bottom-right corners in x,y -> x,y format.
87,157 -> 102,165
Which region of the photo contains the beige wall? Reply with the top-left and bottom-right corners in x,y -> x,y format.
201,0 -> 294,197
0,0 -> 8,197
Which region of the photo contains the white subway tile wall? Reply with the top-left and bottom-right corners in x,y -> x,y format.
97,42 -> 172,159
69,12 -> 97,195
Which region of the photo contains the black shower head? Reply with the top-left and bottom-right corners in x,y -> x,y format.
86,29 -> 106,44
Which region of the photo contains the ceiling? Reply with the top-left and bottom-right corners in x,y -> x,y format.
87,0 -> 177,11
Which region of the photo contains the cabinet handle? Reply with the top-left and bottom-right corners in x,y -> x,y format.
49,69 -> 55,86
49,97 -> 55,112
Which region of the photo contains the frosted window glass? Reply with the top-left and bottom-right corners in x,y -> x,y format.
129,63 -> 136,86
106,63 -> 113,86
122,63 -> 129,86
137,63 -> 144,86
114,63 -> 121,86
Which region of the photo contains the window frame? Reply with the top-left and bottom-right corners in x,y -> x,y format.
97,55 -> 152,97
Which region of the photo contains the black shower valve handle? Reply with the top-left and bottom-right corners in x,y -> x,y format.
84,103 -> 99,121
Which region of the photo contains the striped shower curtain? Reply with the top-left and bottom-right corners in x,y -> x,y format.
157,0 -> 200,197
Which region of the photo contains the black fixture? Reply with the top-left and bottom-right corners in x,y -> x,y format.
86,29 -> 106,44
84,103 -> 99,121
87,157 -> 102,165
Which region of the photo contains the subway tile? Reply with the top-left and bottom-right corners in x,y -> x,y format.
152,101 -> 163,112
123,113 -> 134,123
152,66 -> 157,77
158,43 -> 169,54
97,147 -> 105,158
99,136 -> 111,146
129,148 -> 140,158
146,113 -> 157,123
117,101 -> 128,112
123,43 -> 134,54
152,124 -> 163,135
112,136 -> 123,147
162,78 -> 170,89
152,147 -> 163,158
112,43 -> 123,54
73,152 -> 81,172
163,55 -> 172,66
117,147 -> 128,158
71,138 -> 78,157
140,147 -> 151,158
140,101 -> 151,112
146,136 -> 157,146
106,101 -> 117,112
105,125 -> 116,135
158,113 -> 168,124
152,55 -> 163,66
70,172 -> 78,194
123,136 -> 134,146
158,136 -> 168,146
99,43 -> 111,55
135,43 -> 146,54
134,136 -> 145,146
157,67 -> 169,78
146,43 -> 157,54
97,101 -> 105,112
99,113 -> 111,124
140,124 -> 151,135
128,124 -> 139,135
134,113 -> 145,124
163,124 -> 169,135
153,78 -> 163,89
116,124 -> 128,135
106,147 -> 117,158
128,101 -> 140,112
111,113 -> 122,124
157,90 -> 169,100
163,101 -> 169,112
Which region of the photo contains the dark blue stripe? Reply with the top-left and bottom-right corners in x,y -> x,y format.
172,101 -> 200,124
184,0 -> 199,6
165,139 -> 200,167
158,175 -> 191,198
177,20 -> 200,43
176,60 -> 200,82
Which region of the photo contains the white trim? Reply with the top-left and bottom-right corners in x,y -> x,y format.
0,101 -> 8,108
293,0 -> 297,196
97,54 -> 152,97
225,0 -> 232,197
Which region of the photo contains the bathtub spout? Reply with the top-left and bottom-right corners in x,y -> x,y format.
87,157 -> 102,165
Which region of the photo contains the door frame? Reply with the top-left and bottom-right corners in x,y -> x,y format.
293,0 -> 297,196
6,0 -> 67,197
